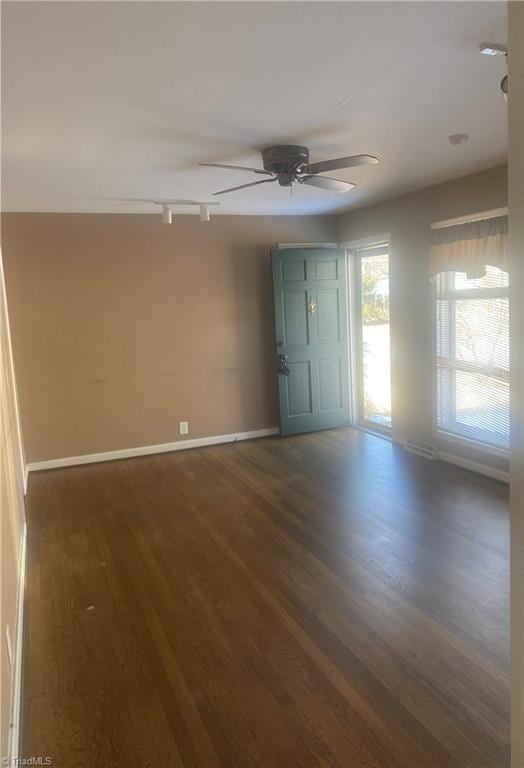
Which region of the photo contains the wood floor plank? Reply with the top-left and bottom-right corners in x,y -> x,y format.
22,428 -> 509,767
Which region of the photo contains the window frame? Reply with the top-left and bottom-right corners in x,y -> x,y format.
432,268 -> 510,456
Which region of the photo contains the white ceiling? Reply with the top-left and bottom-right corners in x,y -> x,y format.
2,1 -> 508,216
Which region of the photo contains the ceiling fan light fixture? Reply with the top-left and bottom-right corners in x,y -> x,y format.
200,204 -> 210,222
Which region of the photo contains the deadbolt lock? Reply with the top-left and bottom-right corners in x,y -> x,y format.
277,353 -> 290,376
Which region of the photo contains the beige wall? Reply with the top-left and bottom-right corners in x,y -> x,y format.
509,2 -> 524,765
0,246 -> 26,758
2,168 -> 510,471
338,164 -> 508,472
1,213 -> 336,463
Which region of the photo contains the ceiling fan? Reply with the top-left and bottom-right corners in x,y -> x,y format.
200,145 -> 380,196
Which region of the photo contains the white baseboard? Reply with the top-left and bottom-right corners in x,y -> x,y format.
8,523 -> 27,763
395,433 -> 509,483
438,450 -> 510,483
26,427 -> 280,473
391,431 -> 405,447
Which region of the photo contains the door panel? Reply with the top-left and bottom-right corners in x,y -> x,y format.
315,289 -> 340,343
319,358 -> 343,412
286,361 -> 313,416
282,290 -> 309,345
273,248 -> 350,436
313,258 -> 338,280
281,258 -> 307,282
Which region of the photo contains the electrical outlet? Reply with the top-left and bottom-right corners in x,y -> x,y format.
5,625 -> 13,668
178,421 -> 189,436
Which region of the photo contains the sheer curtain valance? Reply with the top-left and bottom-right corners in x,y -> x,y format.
430,214 -> 508,279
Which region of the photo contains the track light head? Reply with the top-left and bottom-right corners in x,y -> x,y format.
161,205 -> 173,224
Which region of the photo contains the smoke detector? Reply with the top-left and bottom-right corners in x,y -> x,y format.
448,133 -> 469,146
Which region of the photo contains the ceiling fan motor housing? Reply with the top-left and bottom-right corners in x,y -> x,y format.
262,145 -> 310,185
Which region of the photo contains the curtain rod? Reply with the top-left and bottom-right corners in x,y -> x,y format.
431,206 -> 508,231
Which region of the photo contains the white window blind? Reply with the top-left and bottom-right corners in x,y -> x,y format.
435,265 -> 509,450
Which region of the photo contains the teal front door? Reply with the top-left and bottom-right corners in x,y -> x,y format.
272,248 -> 351,435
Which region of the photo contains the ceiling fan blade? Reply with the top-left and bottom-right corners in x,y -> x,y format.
301,175 -> 356,194
199,163 -> 273,176
306,154 -> 380,174
212,178 -> 277,196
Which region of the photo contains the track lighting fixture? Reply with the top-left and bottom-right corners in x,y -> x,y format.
117,199 -> 219,223
154,200 -> 219,223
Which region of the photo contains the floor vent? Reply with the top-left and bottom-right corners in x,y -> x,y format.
404,438 -> 438,460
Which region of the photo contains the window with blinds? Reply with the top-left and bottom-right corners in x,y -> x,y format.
435,265 -> 509,450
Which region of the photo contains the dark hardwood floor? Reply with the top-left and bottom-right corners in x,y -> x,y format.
23,428 -> 509,768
